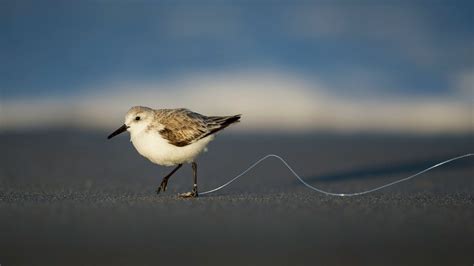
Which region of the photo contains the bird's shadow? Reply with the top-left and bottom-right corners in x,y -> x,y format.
300,155 -> 472,183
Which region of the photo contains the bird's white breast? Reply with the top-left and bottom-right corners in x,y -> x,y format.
130,131 -> 214,166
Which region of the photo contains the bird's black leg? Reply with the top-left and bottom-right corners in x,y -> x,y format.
156,164 -> 182,194
179,162 -> 199,198
192,162 -> 198,197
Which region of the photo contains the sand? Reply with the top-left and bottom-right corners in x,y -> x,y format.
0,131 -> 473,265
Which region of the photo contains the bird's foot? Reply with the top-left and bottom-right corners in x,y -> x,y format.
178,191 -> 198,198
156,179 -> 168,194
178,186 -> 198,198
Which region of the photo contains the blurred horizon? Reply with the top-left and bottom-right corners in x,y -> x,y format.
1,0 -> 473,134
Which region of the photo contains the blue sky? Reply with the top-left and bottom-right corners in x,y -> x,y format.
1,0 -> 473,132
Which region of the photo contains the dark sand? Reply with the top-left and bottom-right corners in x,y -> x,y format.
0,131 -> 473,266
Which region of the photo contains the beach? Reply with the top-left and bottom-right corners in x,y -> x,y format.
1,131 -> 473,265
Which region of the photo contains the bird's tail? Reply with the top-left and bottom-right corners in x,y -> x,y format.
206,114 -> 241,135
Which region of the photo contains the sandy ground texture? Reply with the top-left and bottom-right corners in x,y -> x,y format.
0,131 -> 473,266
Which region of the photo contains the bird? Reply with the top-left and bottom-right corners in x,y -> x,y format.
107,106 -> 241,198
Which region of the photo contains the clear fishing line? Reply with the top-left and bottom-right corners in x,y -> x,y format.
200,153 -> 473,196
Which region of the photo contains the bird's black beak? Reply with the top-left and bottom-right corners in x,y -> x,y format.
107,124 -> 129,139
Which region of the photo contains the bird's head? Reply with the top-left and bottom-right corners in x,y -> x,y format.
107,106 -> 155,139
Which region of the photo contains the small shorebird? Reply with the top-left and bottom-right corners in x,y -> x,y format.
107,106 -> 241,198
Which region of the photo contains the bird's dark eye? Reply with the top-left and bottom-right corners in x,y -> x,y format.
135,116 -> 141,121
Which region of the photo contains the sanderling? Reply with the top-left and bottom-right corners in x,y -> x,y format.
107,106 -> 241,198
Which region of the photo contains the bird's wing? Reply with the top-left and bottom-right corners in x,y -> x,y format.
156,109 -> 210,147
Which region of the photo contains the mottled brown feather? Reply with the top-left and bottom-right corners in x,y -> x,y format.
154,108 -> 240,147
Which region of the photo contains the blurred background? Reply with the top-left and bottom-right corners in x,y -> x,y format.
1,0 -> 472,134
1,1 -> 473,265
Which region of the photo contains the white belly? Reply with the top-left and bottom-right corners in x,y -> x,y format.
130,131 -> 214,166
